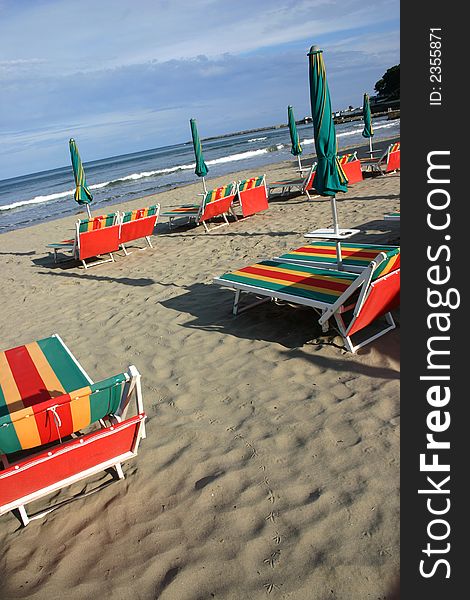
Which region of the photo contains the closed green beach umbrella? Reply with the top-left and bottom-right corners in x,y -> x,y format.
287,105 -> 303,172
308,45 -> 349,266
362,92 -> 375,155
69,138 -> 93,218
190,118 -> 209,193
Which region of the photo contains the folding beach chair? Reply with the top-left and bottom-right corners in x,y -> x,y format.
214,248 -> 400,353
162,183 -> 237,232
267,161 -> 317,199
384,212 -> 400,221
338,152 -> 363,184
360,142 -> 400,175
118,204 -> 160,255
0,334 -> 146,526
47,213 -> 120,269
275,241 -> 400,273
234,175 -> 269,218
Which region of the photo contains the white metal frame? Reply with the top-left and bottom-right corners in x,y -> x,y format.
1,416 -> 145,526
214,253 -> 399,353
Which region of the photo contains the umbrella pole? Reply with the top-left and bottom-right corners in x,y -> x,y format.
297,155 -> 302,172
85,204 -> 92,219
202,177 -> 207,194
369,137 -> 373,155
331,196 -> 343,269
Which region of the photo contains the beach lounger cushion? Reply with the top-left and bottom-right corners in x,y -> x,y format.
277,241 -> 399,273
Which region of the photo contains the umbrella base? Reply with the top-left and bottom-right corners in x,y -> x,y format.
304,228 -> 360,240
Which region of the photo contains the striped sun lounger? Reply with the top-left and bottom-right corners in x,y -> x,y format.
360,142 -> 400,175
267,161 -> 317,199
47,212 -> 120,268
214,248 -> 400,353
162,183 -> 237,232
275,241 -> 400,273
0,334 -> 146,526
384,212 -> 400,221
118,204 -> 160,254
235,175 -> 269,217
337,152 -> 363,184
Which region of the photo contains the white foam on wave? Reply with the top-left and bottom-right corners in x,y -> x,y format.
206,148 -> 270,165
0,189 -> 75,211
300,120 -> 399,147
248,137 -> 268,142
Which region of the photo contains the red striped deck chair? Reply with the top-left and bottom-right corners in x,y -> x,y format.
275,241 -> 399,273
337,152 -> 363,184
118,204 -> 160,255
0,334 -> 145,526
214,248 -> 400,353
235,175 -> 269,217
47,213 -> 120,268
267,161 -> 317,200
360,142 -> 400,175
162,183 -> 237,232
385,142 -> 400,172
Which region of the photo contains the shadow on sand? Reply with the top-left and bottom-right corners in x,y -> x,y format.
160,282 -> 399,380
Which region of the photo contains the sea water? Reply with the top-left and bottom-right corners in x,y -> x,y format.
0,116 -> 399,233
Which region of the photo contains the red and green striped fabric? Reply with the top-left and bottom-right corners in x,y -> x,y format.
78,213 -> 116,233
337,153 -> 357,164
161,205 -> 200,217
279,242 -> 399,269
219,260 -> 358,304
121,205 -> 158,223
390,142 -> 400,153
204,184 -> 235,205
238,176 -> 264,192
0,336 -> 126,454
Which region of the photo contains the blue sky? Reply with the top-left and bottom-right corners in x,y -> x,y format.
0,0 -> 399,180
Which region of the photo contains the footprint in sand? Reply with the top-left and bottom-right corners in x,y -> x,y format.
325,418 -> 361,447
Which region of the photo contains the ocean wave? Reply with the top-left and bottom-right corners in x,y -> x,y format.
248,137 -> 268,142
300,120 -> 399,147
206,147 -> 273,165
0,189 -> 75,211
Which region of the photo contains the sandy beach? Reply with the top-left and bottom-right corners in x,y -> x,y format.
0,154 -> 400,600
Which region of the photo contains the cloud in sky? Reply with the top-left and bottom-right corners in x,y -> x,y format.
0,0 -> 399,179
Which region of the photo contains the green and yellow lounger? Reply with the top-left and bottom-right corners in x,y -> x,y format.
275,241 -> 400,273
0,334 -> 146,526
214,248 -> 400,353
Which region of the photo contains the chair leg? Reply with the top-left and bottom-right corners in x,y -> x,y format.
114,463 -> 125,480
233,290 -> 241,315
18,505 -> 30,527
